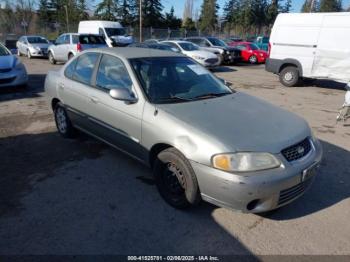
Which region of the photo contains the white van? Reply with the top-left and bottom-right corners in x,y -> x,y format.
78,20 -> 133,47
266,12 -> 350,87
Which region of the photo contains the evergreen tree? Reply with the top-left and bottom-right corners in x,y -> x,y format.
142,0 -> 164,27
199,0 -> 219,33
182,17 -> 196,30
77,0 -> 89,20
164,6 -> 182,28
301,0 -> 314,12
319,0 -> 342,11
94,0 -> 119,20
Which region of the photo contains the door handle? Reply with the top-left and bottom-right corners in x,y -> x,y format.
89,96 -> 99,103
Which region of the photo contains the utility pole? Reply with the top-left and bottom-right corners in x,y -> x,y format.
139,0 -> 143,42
64,5 -> 69,32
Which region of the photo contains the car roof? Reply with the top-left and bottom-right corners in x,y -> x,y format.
162,40 -> 191,44
90,47 -> 185,59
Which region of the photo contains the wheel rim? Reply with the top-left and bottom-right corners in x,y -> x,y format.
27,50 -> 31,58
162,162 -> 186,198
250,56 -> 257,63
56,107 -> 67,134
49,53 -> 54,63
284,71 -> 294,82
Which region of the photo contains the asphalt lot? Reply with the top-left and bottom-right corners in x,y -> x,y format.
0,57 -> 349,256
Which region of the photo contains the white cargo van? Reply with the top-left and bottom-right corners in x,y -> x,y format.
266,12 -> 350,87
78,20 -> 133,47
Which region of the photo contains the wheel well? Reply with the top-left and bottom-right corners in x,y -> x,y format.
68,52 -> 74,58
279,63 -> 298,73
51,98 -> 60,110
149,143 -> 173,168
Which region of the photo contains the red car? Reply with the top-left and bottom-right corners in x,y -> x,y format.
227,42 -> 268,64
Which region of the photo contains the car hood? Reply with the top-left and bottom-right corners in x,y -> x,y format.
157,92 -> 311,153
0,55 -> 16,69
184,50 -> 216,58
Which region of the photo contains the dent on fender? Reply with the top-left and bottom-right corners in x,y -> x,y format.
174,136 -> 198,156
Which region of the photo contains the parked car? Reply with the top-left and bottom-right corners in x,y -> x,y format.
78,20 -> 133,47
266,12 -> 350,87
129,42 -> 178,52
228,42 -> 268,64
48,33 -> 107,64
0,43 -> 28,88
16,35 -> 50,58
223,37 -> 243,43
161,40 -> 220,67
254,36 -> 269,51
185,36 -> 241,65
45,48 -> 323,213
143,39 -> 163,44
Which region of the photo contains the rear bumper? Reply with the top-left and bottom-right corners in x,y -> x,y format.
190,138 -> 323,213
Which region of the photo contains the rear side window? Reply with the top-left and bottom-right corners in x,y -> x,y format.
96,54 -> 132,92
64,59 -> 78,79
73,53 -> 99,85
79,35 -> 106,45
72,35 -> 79,44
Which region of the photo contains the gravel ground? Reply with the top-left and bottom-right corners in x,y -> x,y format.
0,57 -> 349,256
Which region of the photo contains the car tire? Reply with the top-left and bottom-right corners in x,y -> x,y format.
27,50 -> 32,59
54,103 -> 75,138
48,52 -> 56,65
68,53 -> 74,60
249,55 -> 258,64
17,49 -> 21,56
279,66 -> 300,87
154,147 -> 201,209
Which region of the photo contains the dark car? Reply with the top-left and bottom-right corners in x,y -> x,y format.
185,36 -> 241,65
129,42 -> 178,52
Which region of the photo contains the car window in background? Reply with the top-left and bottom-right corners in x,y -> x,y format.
178,42 -> 200,51
105,28 -> 126,37
235,45 -> 247,50
262,37 -> 269,43
73,53 -> 99,85
162,42 -> 181,52
63,35 -> 70,44
79,35 -> 106,45
27,36 -> 49,44
96,54 -> 132,92
0,44 -> 11,56
207,37 -> 226,47
130,57 -> 232,103
72,35 -> 79,44
250,44 -> 260,50
148,44 -> 175,51
56,35 -> 65,45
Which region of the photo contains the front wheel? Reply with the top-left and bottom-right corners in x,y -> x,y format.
154,148 -> 201,209
27,50 -> 32,59
48,52 -> 56,64
249,55 -> 258,64
17,49 -> 22,56
279,66 -> 300,87
54,103 -> 75,138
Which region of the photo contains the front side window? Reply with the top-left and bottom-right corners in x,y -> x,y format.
56,35 -> 65,45
178,42 -> 199,51
73,53 -> 99,85
63,35 -> 70,44
130,57 -> 232,104
105,28 -> 126,37
96,54 -> 132,92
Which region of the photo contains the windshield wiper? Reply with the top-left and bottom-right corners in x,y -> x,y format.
193,92 -> 231,100
156,96 -> 193,103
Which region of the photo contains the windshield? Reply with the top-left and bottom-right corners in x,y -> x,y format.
208,37 -> 226,47
149,44 -> 174,51
262,37 -> 269,43
249,44 -> 260,50
0,44 -> 10,56
27,36 -> 49,44
105,27 -> 126,37
130,57 -> 233,104
178,42 -> 199,51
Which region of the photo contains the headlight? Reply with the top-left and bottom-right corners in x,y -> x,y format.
192,55 -> 205,60
35,46 -> 41,51
212,152 -> 281,172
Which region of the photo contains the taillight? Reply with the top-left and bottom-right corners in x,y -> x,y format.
77,42 -> 82,52
267,42 -> 271,57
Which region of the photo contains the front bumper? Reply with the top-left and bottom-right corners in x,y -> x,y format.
0,68 -> 28,87
30,50 -> 48,57
190,138 -> 323,213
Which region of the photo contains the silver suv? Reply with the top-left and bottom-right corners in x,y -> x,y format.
48,33 -> 107,64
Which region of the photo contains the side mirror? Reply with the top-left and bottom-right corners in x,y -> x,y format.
109,88 -> 137,103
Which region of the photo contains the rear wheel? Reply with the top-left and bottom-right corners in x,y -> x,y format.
249,55 -> 258,64
48,51 -> 56,65
54,103 -> 75,138
279,66 -> 300,87
68,53 -> 74,60
154,148 -> 201,209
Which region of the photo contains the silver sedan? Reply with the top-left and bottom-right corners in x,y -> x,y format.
45,48 -> 322,213
16,35 -> 50,58
0,43 -> 28,88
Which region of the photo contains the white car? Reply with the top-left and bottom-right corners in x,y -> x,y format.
161,40 -> 220,68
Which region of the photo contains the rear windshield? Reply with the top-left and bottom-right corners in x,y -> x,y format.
72,35 -> 106,44
0,44 -> 11,56
27,36 -> 49,44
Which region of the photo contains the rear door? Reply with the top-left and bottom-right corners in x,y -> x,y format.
85,54 -> 145,160
312,15 -> 350,82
